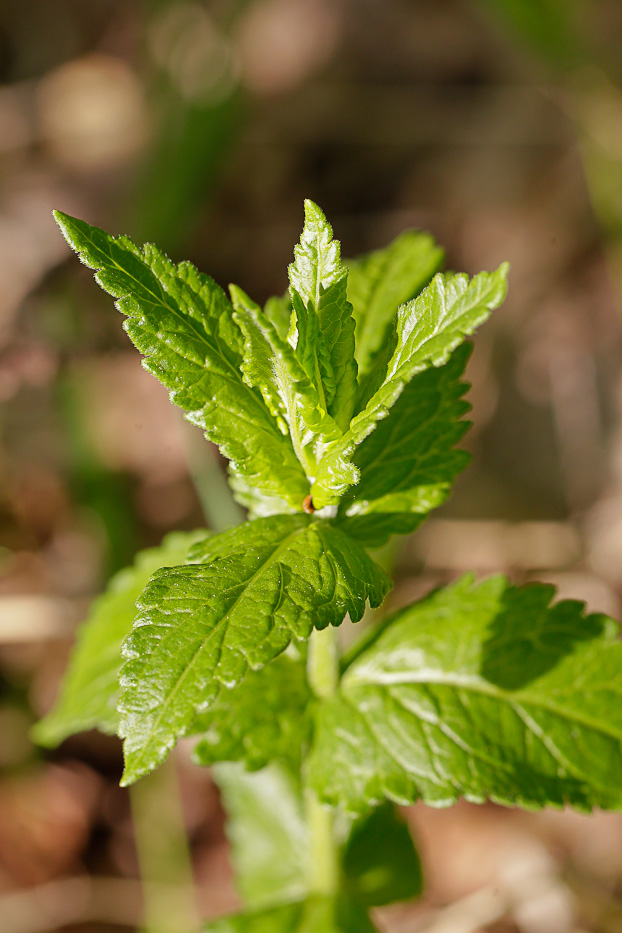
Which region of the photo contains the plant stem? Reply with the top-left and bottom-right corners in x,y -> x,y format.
307,623 -> 339,701
130,759 -> 199,933
305,625 -> 340,896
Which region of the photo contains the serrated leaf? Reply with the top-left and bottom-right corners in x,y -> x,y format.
289,200 -> 358,430
342,803 -> 422,907
335,346 -> 471,548
119,515 -> 389,785
230,285 -> 342,478
310,575 -> 622,813
204,897 -> 377,932
192,651 -> 312,771
347,229 -> 444,377
53,211 -> 308,510
31,531 -> 206,748
311,266 -> 508,508
213,762 -> 308,910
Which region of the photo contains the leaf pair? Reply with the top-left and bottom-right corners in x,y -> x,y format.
53,205 -> 507,524
41,535 -> 622,814
191,573 -> 622,815
35,519 -> 389,784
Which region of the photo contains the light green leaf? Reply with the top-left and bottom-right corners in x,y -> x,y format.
204,897 -> 377,932
290,287 -> 336,415
230,285 -> 342,480
311,575 -> 622,813
53,212 -> 308,510
289,200 -> 358,430
311,265 -> 508,508
347,229 -> 444,377
212,765 -> 421,912
213,762 -> 308,910
31,531 -> 206,747
336,345 -> 471,547
192,651 -> 311,771
119,515 -> 389,785
264,292 -> 293,339
342,803 -> 422,907
227,469 -> 295,520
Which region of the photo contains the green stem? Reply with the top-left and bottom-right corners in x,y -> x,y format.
305,626 -> 340,896
130,759 -> 199,933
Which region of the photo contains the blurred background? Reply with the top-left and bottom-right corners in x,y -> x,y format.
2,1 -> 622,931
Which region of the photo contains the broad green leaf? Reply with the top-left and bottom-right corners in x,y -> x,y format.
192,650 -> 311,771
204,897 -> 377,932
119,515 -> 389,785
311,266 -> 508,508
310,575 -> 622,813
230,285 -> 342,478
289,200 -> 358,430
31,531 -> 205,747
53,212 -> 308,509
342,803 -> 422,907
336,346 -> 471,547
213,762 -> 308,910
347,230 -> 444,377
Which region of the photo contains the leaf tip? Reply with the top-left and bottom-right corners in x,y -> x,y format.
52,209 -> 79,244
52,210 -> 96,262
497,261 -> 510,289
29,718 -> 58,749
303,198 -> 327,224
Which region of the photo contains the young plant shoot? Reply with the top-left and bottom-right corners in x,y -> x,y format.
34,202 -> 622,931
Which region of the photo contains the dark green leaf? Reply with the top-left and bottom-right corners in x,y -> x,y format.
31,531 -> 205,747
336,345 -> 471,547
311,575 -> 622,813
343,804 -> 422,907
192,651 -> 311,771
119,516 -> 389,785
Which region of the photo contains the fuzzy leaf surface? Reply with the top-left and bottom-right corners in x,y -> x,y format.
289,200 -> 358,430
53,212 -> 308,508
204,898 -> 377,932
310,575 -> 622,813
336,346 -> 471,547
192,651 -> 311,771
32,532 -> 205,747
119,515 -> 389,785
311,266 -> 508,507
347,230 -> 444,377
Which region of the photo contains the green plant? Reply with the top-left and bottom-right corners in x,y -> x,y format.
34,201 -> 622,930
